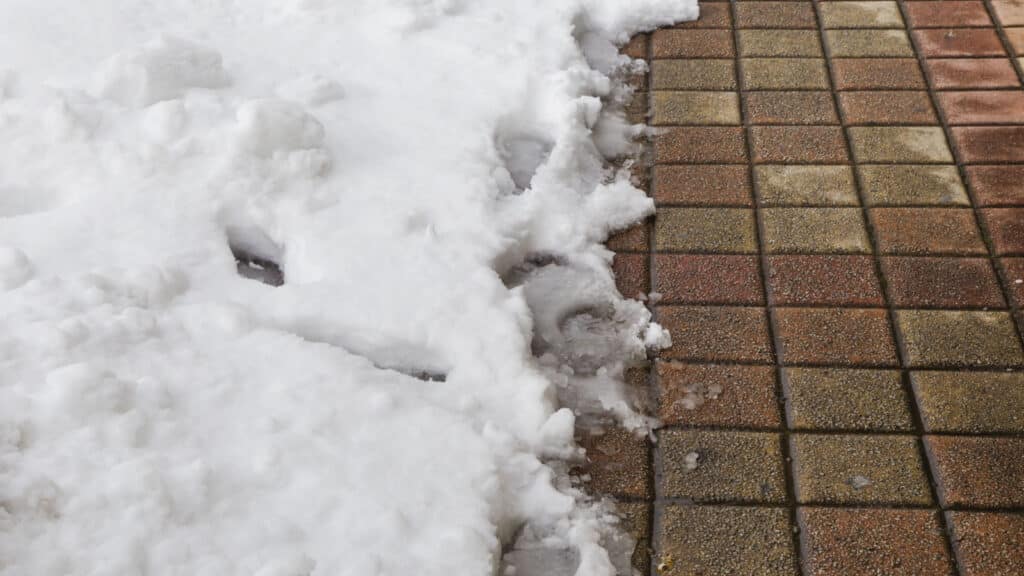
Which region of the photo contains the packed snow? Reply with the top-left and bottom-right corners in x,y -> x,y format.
0,1 -> 696,575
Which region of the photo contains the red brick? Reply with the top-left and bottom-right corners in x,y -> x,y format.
774,308 -> 898,366
620,34 -> 648,59
938,90 -> 1024,124
947,511 -> 1024,576
652,165 -> 751,206
767,255 -> 883,307
608,220 -> 649,252
926,58 -> 1021,89
992,0 -> 1024,26
652,29 -> 734,58
1002,257 -> 1024,306
926,435 -> 1024,508
905,1 -> 992,27
655,127 -> 747,163
881,256 -> 1006,308
967,166 -> 1024,205
953,126 -> 1024,162
657,305 -> 773,363
735,2 -> 817,28
653,254 -> 764,304
674,3 -> 732,28
1009,27 -> 1024,55
982,207 -> 1024,255
749,126 -> 848,164
839,91 -> 937,125
872,208 -> 987,255
657,362 -> 781,428
913,28 -> 1006,57
831,58 -> 926,90
612,253 -> 649,299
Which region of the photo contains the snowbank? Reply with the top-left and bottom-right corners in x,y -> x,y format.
0,1 -> 695,574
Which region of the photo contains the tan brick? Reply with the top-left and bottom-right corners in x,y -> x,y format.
651,59 -> 737,90
913,371 -> 1024,433
651,91 -> 740,125
825,29 -> 914,57
848,127 -> 953,163
820,1 -> 905,29
755,165 -> 858,206
896,310 -> 1024,368
738,30 -> 822,57
762,208 -> 871,254
659,429 -> 787,503
785,368 -> 913,431
741,58 -> 830,90
858,165 -> 968,205
654,208 -> 757,252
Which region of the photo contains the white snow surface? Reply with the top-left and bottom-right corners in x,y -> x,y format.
0,1 -> 695,575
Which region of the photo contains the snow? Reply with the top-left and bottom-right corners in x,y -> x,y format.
0,1 -> 697,575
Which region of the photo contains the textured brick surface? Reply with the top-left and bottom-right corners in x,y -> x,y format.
652,29 -> 735,58
774,307 -> 898,366
653,164 -> 751,206
655,126 -> 747,163
954,126 -> 1024,163
914,28 -> 1006,57
947,511 -> 1024,576
657,362 -> 781,428
659,429 -> 787,503
871,207 -> 986,255
848,126 -> 953,163
820,1 -> 904,29
577,427 -> 652,499
651,59 -> 737,90
926,58 -> 1020,89
741,58 -> 831,90
654,254 -> 763,304
767,255 -> 883,306
674,3 -> 732,28
607,220 -> 649,252
858,165 -> 968,206
657,305 -> 773,363
654,208 -> 758,252
913,371 -> 1024,433
755,165 -> 857,206
744,91 -> 838,125
762,208 -> 871,254
825,29 -> 914,57
750,126 -> 848,163
982,208 -> 1024,255
992,0 -> 1024,26
616,502 -> 652,573
612,253 -> 649,299
881,257 -> 1005,308
831,58 -> 926,90
652,91 -> 741,125
784,367 -> 913,431
839,91 -> 937,125
905,1 -> 992,28
735,2 -> 816,28
896,310 -> 1024,367
938,90 -> 1024,125
967,165 -> 1024,205
738,30 -> 822,57
1003,258 -> 1024,307
926,435 -> 1024,508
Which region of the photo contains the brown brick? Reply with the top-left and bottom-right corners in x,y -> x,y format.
848,126 -> 953,163
784,367 -> 913,431
654,208 -> 758,253
608,220 -> 649,252
881,257 -> 1005,308
927,58 -> 1021,89
953,126 -> 1024,162
871,207 -> 987,255
738,30 -> 822,57
914,28 -> 1006,57
859,165 -> 968,206
658,429 -> 787,503
947,511 -> 1024,576
967,165 -> 1024,205
1009,27 -> 1024,55
652,29 -> 734,58
839,91 -> 937,125
820,1 -> 905,29
651,59 -> 737,90
768,255 -> 883,306
735,2 -> 817,28
825,29 -> 914,57
616,502 -> 652,574
791,434 -> 932,505
774,307 -> 898,366
657,362 -> 781,428
653,165 -> 751,206
896,309 -> 1024,368
832,58 -> 926,90
652,91 -> 741,125
938,90 -> 1024,125
799,508 -> 954,576
657,305 -> 773,363
674,3 -> 732,28
655,127 -> 747,163
744,91 -> 838,125
653,254 -> 763,304
620,34 -> 648,59
926,435 -> 1024,508
741,58 -> 830,90
755,165 -> 857,206
750,126 -> 848,163
612,253 -> 649,299
762,208 -> 871,254
913,371 -> 1024,433
905,1 -> 992,28
983,208 -> 1024,255
992,0 -> 1024,26
576,427 -> 651,499
1002,257 -> 1024,306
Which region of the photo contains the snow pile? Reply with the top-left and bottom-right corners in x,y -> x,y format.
0,1 -> 695,574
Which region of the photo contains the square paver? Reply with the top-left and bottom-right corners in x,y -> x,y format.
881,257 -> 1005,308
871,208 -> 987,255
938,90 -> 1024,124
992,0 -> 1024,25
926,58 -> 1020,89
839,91 -> 937,125
774,307 -> 898,366
655,127 -> 747,163
905,1 -> 992,27
825,29 -> 914,57
750,126 -> 848,163
656,505 -> 797,576
755,165 -> 857,206
966,165 -> 1024,206
767,255 -> 884,306
621,35 -> 647,59
654,254 -> 763,304
947,511 -> 1024,576
896,309 -> 1024,367
831,58 -> 926,90
612,253 -> 648,299
762,208 -> 870,254
577,427 -> 652,499
913,28 -> 1006,57
657,362 -> 781,428
658,429 -> 786,503
799,508 -> 954,576
925,435 -> 1024,508
820,1 -> 905,29
738,30 -> 822,57
912,371 -> 1024,433
791,434 -> 933,505
744,91 -> 838,125
652,91 -> 741,125
741,58 -> 830,90
657,306 -> 773,363
608,220 -> 649,252
1002,258 -> 1024,306
784,367 -> 913,431
848,127 -> 953,163
735,2 -> 817,28
651,59 -> 737,90
652,29 -> 735,58
858,165 -> 968,206
653,165 -> 751,206
982,207 -> 1024,255
625,91 -> 648,124
952,126 -> 1024,162
673,3 -> 731,28
654,208 -> 757,252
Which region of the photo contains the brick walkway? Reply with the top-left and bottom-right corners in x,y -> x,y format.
586,1 -> 1024,574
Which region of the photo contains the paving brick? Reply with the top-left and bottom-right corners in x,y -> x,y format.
848,127 -> 953,163
872,208 -> 986,255
657,362 -> 781,428
624,91 -> 648,124
621,34 -> 648,59
607,220 -> 649,252
735,2 -> 817,28
655,505 -> 797,576
914,28 -> 1006,57
1009,27 -> 1024,55
738,30 -> 822,57
774,307 -> 898,366
615,502 -> 652,574
905,1 -> 992,28
1002,257 -> 1024,306
741,58 -> 831,90
926,58 -> 1021,89
653,254 -> 763,304
651,29 -> 734,58
655,127 -> 747,163
913,371 -> 1024,433
791,434 -> 933,505
767,255 -> 884,306
674,3 -> 732,28
982,208 -> 1024,255
744,91 -> 838,125
992,0 -> 1024,26
653,165 -> 751,206
926,435 -> 1024,508
651,59 -> 737,90
967,165 -> 1024,206
784,367 -> 913,431
947,511 -> 1024,576
750,126 -> 848,163
819,1 -> 905,29
859,165 -> 968,206
658,429 -> 787,503
938,90 -> 1024,125
831,58 -> 926,90
651,91 -> 741,125
612,253 -> 649,299
839,91 -> 937,125
576,427 -> 651,499
755,165 -> 857,206
953,126 -> 1024,162
896,309 -> 1024,367
654,208 -> 758,253
799,508 -> 954,576
825,29 -> 914,57
657,305 -> 773,363
881,257 -> 1005,308
762,208 -> 871,254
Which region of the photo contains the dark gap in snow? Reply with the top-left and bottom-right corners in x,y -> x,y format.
233,251 -> 284,286
500,252 -> 564,288
227,226 -> 284,286
399,369 -> 447,383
